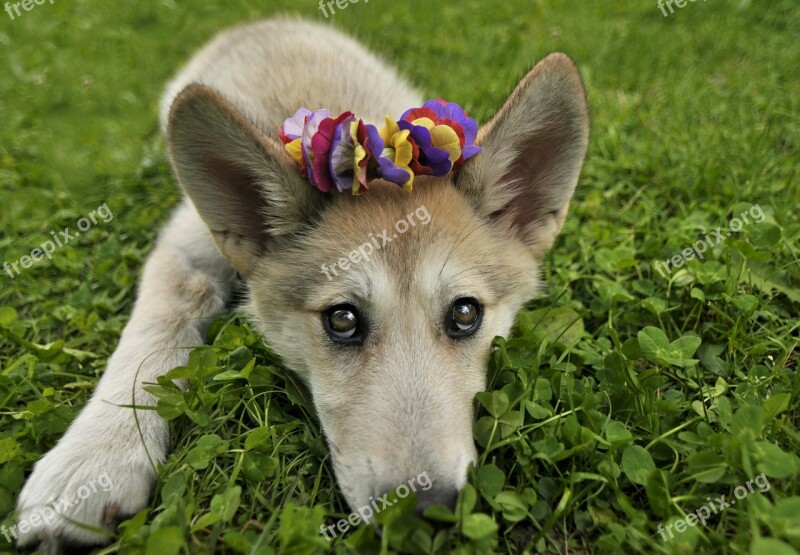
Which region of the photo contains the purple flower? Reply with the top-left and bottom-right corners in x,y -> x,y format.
397,120 -> 453,176
421,99 -> 479,147
401,100 -> 482,170
328,116 -> 355,192
364,124 -> 412,186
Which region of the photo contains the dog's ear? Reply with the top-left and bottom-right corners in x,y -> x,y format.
455,53 -> 589,259
166,84 -> 326,275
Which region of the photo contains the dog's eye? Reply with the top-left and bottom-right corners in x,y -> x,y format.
448,298 -> 482,338
324,304 -> 362,344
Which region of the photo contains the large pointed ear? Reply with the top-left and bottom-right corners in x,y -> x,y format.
166,84 -> 326,275
455,53 -> 589,259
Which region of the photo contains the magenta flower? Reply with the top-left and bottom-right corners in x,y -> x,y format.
310,111 -> 353,192
300,109 -> 333,188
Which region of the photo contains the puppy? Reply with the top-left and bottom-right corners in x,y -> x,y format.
15,17 -> 589,550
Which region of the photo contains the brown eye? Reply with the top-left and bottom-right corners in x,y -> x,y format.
324,304 -> 362,344
448,298 -> 482,338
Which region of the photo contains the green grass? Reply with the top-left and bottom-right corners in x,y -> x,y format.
1,0 -> 798,553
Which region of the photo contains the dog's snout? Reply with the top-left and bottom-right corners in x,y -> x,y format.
415,486 -> 458,515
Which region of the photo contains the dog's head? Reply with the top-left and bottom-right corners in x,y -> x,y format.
166,54 -> 589,515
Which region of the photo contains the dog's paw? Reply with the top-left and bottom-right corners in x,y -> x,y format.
15,417 -> 161,551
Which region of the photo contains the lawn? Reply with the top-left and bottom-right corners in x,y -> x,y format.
1,0 -> 798,554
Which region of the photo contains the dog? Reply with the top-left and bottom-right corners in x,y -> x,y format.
15,17 -> 589,550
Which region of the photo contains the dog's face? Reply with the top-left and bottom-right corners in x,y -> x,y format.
166,54 -> 589,514
246,180 -> 539,509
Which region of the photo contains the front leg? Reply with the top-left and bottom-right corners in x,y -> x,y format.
15,201 -> 236,550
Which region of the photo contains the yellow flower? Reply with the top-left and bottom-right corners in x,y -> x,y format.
350,120 -> 368,194
429,125 -> 462,164
377,116 -> 415,190
285,138 -> 303,165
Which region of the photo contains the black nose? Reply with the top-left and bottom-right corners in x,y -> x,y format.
415,487 -> 458,515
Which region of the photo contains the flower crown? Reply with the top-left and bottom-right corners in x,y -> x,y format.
278,99 -> 481,194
